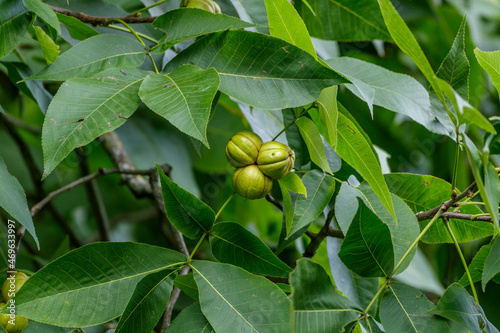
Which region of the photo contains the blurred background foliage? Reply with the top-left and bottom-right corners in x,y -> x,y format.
1,0 -> 500,331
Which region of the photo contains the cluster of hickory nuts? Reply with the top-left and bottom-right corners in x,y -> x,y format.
226,131 -> 295,199
183,0 -> 221,13
0,272 -> 29,332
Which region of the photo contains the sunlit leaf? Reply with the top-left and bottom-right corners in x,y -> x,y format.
475,48 -> 500,101
436,16 -> 469,100
317,86 -> 338,146
296,117 -> 332,173
264,0 -> 316,58
34,26 -> 60,64
482,237 -> 500,291
23,0 -> 61,34
335,106 -> 395,220
295,0 -> 391,41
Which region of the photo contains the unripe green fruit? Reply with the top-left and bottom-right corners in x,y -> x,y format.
226,131 -> 263,168
1,272 -> 28,302
257,141 -> 295,179
232,165 -> 273,199
186,0 -> 221,14
0,302 -> 28,333
0,302 -> 9,328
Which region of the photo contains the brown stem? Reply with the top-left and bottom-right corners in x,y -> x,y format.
303,210 -> 339,258
439,212 -> 497,222
77,149 -> 111,241
29,166 -> 168,217
49,5 -> 157,25
415,181 -> 476,221
160,266 -> 190,332
0,113 -> 41,134
266,194 -> 283,211
100,132 -> 153,197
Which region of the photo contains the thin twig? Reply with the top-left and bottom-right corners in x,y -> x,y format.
160,266 -> 190,332
29,166 -> 169,217
303,210 -> 336,258
266,194 -> 283,211
0,113 -> 41,134
327,226 -> 345,239
415,181 -> 477,221
50,5 -> 157,25
439,212 -> 497,222
77,149 -> 111,241
100,132 -> 154,197
149,172 -> 189,257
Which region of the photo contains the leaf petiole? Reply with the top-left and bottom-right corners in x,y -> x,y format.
106,18 -> 160,74
134,0 -> 172,14
443,218 -> 479,304
214,192 -> 236,221
187,232 -> 207,263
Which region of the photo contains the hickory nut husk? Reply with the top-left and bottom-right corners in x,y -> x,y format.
232,165 -> 273,199
226,131 -> 263,168
1,272 -> 28,302
257,141 -> 295,179
0,302 -> 28,333
185,0 -> 221,13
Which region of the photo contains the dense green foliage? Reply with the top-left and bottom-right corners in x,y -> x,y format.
1,0 -> 500,332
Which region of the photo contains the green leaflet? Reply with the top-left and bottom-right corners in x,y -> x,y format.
166,30 -> 348,110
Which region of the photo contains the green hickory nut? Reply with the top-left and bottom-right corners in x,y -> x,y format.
226,131 -> 263,168
1,272 -> 29,302
0,302 -> 28,333
232,165 -> 273,199
185,0 -> 221,13
257,141 -> 295,179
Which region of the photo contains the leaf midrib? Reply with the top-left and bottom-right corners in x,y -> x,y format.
33,50 -> 145,80
211,232 -> 290,275
13,262 -> 183,307
192,265 -> 258,332
388,285 -> 418,332
45,77 -> 145,173
116,269 -> 179,331
337,115 -> 392,213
